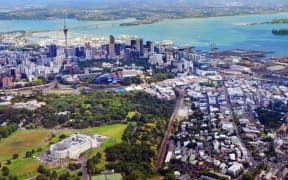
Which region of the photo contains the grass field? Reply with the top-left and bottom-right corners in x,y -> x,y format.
92,173 -> 123,180
54,124 -> 127,144
47,89 -> 73,95
82,123 -> 127,143
0,124 -> 127,179
127,111 -> 136,119
8,158 -> 41,179
0,129 -> 51,161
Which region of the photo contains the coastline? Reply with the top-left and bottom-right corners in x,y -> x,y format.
1,10 -> 288,28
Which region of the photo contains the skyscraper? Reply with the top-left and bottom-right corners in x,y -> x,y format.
109,35 -> 115,59
137,38 -> 144,56
47,44 -> 57,58
146,41 -> 155,53
131,39 -> 137,50
130,38 -> 143,57
75,47 -> 85,57
115,43 -> 124,56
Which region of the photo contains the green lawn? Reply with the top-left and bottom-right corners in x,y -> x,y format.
56,124 -> 127,144
0,129 -> 51,161
47,89 -> 73,95
8,158 -> 41,179
127,111 -> 136,119
82,124 -> 128,143
1,124 -> 127,180
92,173 -> 123,180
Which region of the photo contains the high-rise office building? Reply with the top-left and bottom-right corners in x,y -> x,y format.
75,47 -> 85,57
47,44 -> 57,58
146,41 -> 155,53
109,35 -> 115,59
131,39 -> 137,50
130,38 -> 143,57
115,43 -> 124,56
137,38 -> 144,56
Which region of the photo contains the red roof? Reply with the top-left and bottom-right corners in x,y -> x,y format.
279,124 -> 287,131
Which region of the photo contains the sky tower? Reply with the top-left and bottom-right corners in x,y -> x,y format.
63,14 -> 68,58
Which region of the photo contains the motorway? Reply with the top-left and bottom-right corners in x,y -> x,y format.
155,88 -> 185,170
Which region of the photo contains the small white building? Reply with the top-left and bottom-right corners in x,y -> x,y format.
227,162 -> 244,177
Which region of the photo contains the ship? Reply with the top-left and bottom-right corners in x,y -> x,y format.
272,29 -> 288,35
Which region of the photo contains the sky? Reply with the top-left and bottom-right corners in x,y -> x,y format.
1,0 -> 288,8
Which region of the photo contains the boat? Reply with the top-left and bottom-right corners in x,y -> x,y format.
272,29 -> 288,35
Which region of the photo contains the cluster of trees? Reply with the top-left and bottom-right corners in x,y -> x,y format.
200,82 -> 222,88
36,165 -> 81,180
105,143 -> 154,178
37,165 -> 55,178
120,58 -> 150,70
68,162 -> 81,171
102,98 -> 175,178
0,106 -> 33,127
5,91 -> 174,129
255,108 -> 283,129
0,165 -> 17,180
87,152 -> 102,175
0,123 -> 17,140
146,71 -> 176,84
121,76 -> 143,86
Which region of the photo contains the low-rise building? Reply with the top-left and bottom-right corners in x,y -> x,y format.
49,134 -> 105,159
227,162 -> 244,177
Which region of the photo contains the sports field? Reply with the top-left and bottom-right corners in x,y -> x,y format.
91,173 -> 123,180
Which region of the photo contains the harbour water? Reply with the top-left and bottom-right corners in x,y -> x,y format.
1,12 -> 288,56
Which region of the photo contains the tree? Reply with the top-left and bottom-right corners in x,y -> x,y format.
50,170 -> 57,180
37,165 -> 51,177
126,170 -> 145,180
2,166 -> 9,176
36,175 -> 49,180
59,134 -> 67,140
242,172 -> 253,180
12,153 -> 19,159
9,175 -> 18,180
25,151 -> 32,158
165,172 -> 176,180
68,162 -> 81,171
78,171 -> 83,176
58,172 -> 70,180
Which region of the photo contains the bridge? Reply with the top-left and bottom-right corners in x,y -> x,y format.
0,22 -> 120,37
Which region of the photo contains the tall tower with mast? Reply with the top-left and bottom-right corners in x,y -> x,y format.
63,13 -> 68,58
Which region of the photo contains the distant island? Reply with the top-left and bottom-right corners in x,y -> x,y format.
272,29 -> 288,35
2,6 -> 288,27
120,19 -> 160,26
247,18 -> 288,26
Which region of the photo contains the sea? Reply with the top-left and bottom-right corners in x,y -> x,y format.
1,12 -> 288,57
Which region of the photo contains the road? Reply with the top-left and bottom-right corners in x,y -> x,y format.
155,88 -> 185,170
0,78 -> 58,94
